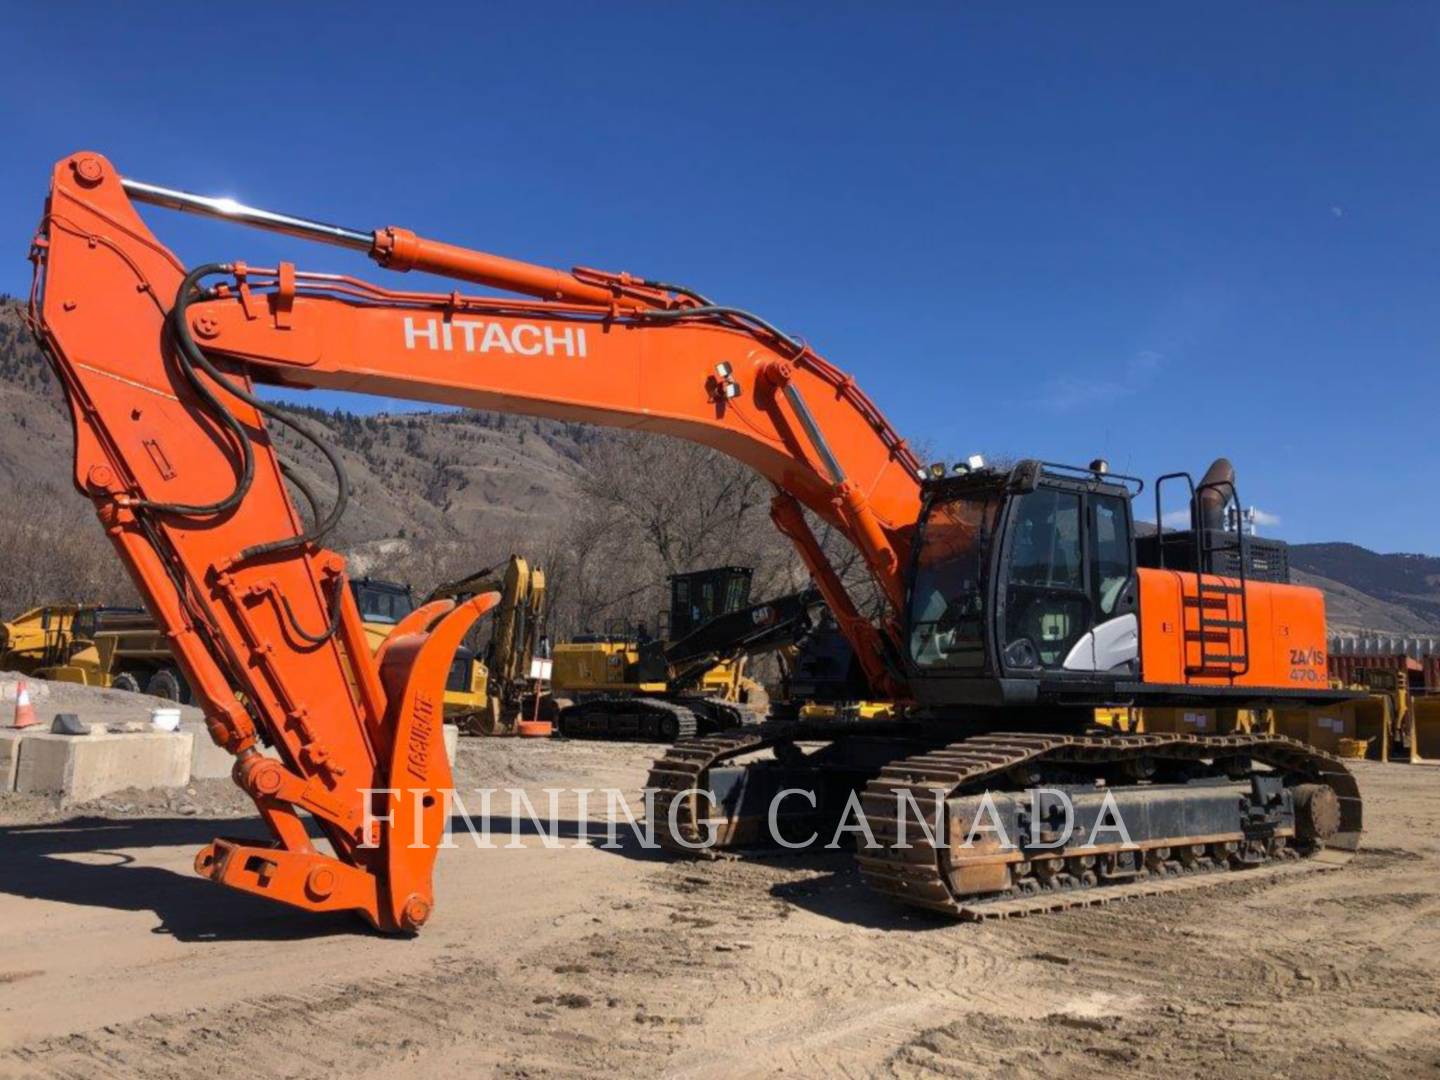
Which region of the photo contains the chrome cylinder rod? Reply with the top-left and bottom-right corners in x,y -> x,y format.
121,177 -> 373,251
782,382 -> 846,484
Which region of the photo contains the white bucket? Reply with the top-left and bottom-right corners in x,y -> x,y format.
150,706 -> 182,732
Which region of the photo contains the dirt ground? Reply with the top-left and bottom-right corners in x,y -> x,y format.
2,734 -> 1439,1079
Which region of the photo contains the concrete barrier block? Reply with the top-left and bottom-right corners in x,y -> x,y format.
15,730 -> 194,805
181,722 -> 238,780
0,730 -> 25,792
444,723 -> 459,767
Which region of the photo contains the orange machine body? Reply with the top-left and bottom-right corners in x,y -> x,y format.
28,150 -> 1337,930
1137,568 -> 1329,690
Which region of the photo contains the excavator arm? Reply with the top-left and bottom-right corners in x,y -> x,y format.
28,152 -> 923,929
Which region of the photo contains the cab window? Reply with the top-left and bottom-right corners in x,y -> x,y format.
723,574 -> 749,614
1089,494 -> 1132,616
1002,489 -> 1088,669
909,492 -> 1002,670
352,584 -> 415,625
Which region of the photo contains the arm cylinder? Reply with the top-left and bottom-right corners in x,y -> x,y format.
120,175 -> 623,307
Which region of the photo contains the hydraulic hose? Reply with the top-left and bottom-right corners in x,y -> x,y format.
633,303 -> 803,355
135,265 -> 354,642
127,263 -> 256,517
153,265 -> 352,561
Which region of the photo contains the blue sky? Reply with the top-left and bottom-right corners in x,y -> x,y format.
2,4 -> 1435,551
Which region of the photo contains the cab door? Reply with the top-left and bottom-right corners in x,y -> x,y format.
996,485 -> 1138,676
997,487 -> 1092,672
1076,492 -> 1139,673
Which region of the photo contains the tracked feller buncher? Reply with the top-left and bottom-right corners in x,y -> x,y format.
26,151 -> 1360,932
553,565 -> 821,741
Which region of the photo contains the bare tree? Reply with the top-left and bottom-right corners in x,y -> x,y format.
541,432 -> 807,639
0,484 -> 138,617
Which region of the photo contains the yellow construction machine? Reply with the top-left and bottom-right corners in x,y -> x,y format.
423,555 -> 549,734
0,603 -> 186,697
0,604 -> 95,677
1,561 -> 543,723
348,575 -> 490,721
552,566 -> 821,741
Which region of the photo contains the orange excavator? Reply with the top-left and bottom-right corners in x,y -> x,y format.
27,152 -> 1361,931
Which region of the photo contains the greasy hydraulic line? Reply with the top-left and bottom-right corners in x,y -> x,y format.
171,267 -> 352,558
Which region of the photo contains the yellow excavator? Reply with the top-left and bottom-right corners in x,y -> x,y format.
422,555 -> 549,734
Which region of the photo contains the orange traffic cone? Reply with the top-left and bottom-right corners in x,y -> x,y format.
12,681 -> 39,730
517,687 -> 552,738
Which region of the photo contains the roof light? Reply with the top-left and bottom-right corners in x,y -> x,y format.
1089,458 -> 1109,474
715,362 -> 733,378
967,454 -> 985,471
928,462 -> 947,479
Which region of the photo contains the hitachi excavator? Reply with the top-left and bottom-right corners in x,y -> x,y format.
27,152 -> 1361,932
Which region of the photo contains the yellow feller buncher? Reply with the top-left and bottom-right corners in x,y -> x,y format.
552,566 -> 821,741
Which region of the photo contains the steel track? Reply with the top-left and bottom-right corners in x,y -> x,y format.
646,723 -> 1361,918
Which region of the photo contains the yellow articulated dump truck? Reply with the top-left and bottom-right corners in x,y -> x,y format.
0,603 -> 186,698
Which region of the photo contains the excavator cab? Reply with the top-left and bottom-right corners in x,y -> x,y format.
664,566 -> 754,641
905,455 -> 1325,710
350,577 -> 418,626
906,459 -> 1144,705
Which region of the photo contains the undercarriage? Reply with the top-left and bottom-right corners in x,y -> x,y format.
558,695 -> 748,742
647,718 -> 1362,919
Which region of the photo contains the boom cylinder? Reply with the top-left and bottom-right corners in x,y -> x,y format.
119,174 -> 624,307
